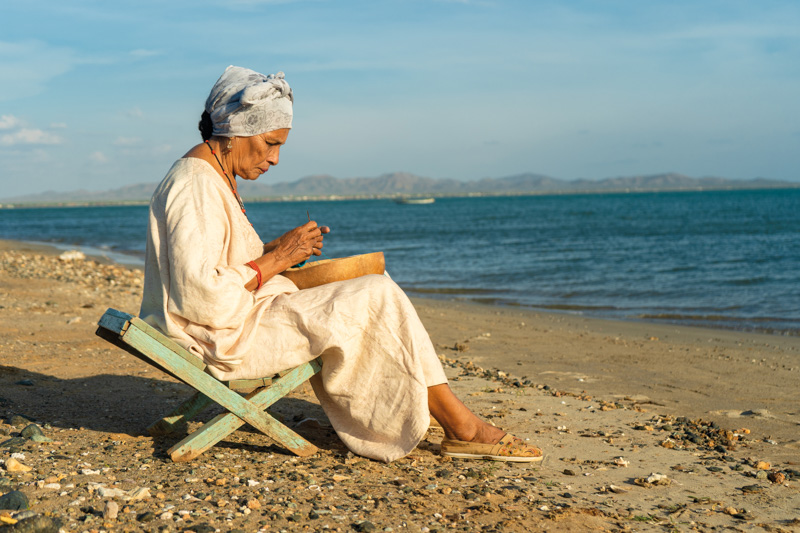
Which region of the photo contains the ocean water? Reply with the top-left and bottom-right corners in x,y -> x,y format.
2,189 -> 799,335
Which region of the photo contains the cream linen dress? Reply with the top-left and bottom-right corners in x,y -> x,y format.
139,158 -> 447,462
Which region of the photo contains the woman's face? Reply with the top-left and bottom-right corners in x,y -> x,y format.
231,128 -> 290,180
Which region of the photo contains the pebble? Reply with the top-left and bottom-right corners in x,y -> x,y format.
768,472 -> 786,484
127,487 -> 151,501
8,416 -> 31,427
19,425 -> 41,440
2,514 -> 62,532
0,438 -> 26,452
103,501 -> 119,520
740,484 -> 764,494
19,425 -> 50,443
188,524 -> 216,533
0,490 -> 29,511
97,486 -> 127,499
4,459 -> 32,473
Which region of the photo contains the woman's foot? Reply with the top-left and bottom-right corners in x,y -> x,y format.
428,383 -> 542,460
440,433 -> 544,462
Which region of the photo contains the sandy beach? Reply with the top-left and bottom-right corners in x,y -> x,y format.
1,239 -> 799,532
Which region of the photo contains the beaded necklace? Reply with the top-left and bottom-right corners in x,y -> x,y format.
205,139 -> 247,215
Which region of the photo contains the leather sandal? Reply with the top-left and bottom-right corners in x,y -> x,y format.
440,433 -> 543,462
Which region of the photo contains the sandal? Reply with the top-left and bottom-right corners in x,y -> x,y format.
440,433 -> 543,462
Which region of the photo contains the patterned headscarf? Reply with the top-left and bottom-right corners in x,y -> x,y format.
205,66 -> 293,137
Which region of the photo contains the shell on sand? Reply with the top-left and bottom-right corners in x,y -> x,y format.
281,252 -> 385,290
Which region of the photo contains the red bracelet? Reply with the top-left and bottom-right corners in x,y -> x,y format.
246,261 -> 263,290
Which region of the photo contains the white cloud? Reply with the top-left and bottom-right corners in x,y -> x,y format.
50,122 -> 68,129
127,107 -> 144,119
113,136 -> 141,146
89,151 -> 108,163
0,128 -> 62,146
0,115 -> 21,130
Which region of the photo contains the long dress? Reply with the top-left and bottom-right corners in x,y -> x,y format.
139,158 -> 447,462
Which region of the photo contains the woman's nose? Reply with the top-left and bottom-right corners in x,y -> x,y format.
267,147 -> 280,166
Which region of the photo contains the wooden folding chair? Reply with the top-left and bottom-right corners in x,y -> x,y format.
96,308 -> 322,462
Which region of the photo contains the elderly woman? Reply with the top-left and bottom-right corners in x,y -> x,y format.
139,65 -> 542,463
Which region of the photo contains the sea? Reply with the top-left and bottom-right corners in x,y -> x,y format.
2,188 -> 799,336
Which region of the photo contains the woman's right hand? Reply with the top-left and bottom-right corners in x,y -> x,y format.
272,221 -> 330,268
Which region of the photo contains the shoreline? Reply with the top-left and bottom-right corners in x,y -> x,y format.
2,239 -> 799,530
3,237 -> 798,338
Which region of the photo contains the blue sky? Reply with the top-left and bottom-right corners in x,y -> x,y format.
1,0 -> 799,198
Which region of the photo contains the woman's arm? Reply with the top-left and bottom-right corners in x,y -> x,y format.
247,220 -> 330,290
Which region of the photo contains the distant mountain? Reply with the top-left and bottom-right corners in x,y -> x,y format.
2,172 -> 796,206
1,182 -> 159,205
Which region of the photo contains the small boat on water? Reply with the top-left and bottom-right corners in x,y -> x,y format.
394,197 -> 435,205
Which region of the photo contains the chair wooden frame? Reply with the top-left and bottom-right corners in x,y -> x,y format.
96,308 -> 321,462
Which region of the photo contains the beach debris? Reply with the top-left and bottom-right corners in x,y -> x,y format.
1,250 -> 144,290
454,342 -> 469,352
613,457 -> 629,468
58,250 -> 85,261
598,485 -> 628,494
634,473 -> 671,487
767,471 -> 786,484
754,461 -> 771,470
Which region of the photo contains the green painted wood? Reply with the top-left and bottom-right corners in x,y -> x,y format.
97,308 -> 132,335
128,317 -> 206,370
147,391 -> 214,436
122,326 -> 273,427
120,326 -> 321,458
167,359 -> 322,460
226,377 -> 274,392
97,307 -> 323,461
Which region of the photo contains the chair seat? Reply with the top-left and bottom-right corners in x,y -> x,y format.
96,308 -> 322,461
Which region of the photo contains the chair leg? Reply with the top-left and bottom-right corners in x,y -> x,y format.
167,360 -> 321,461
147,392 -> 214,436
169,407 -> 317,461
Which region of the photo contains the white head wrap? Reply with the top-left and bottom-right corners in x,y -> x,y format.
205,65 -> 293,137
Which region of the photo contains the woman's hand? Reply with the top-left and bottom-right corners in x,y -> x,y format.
246,221 -> 330,291
271,221 -> 330,269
